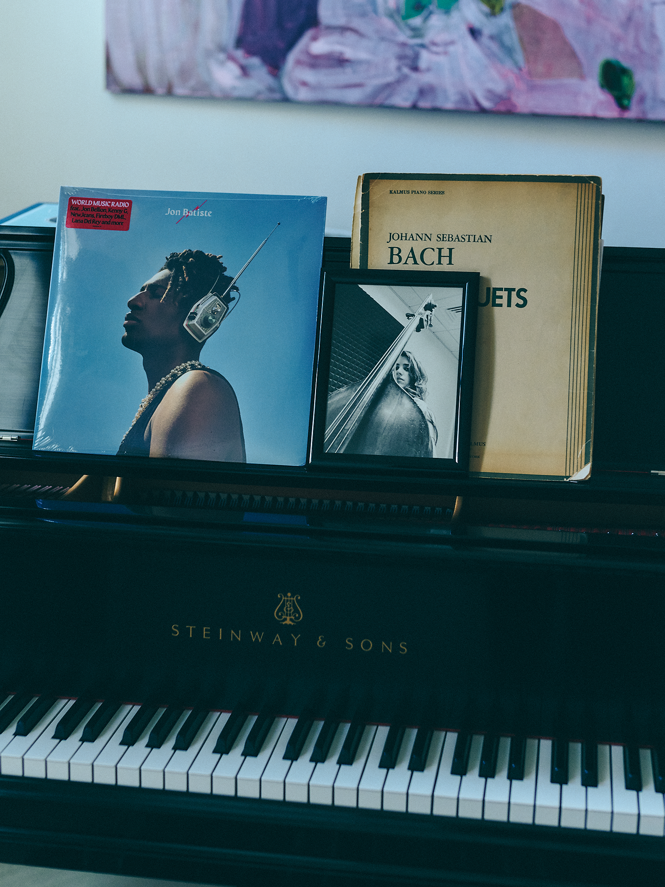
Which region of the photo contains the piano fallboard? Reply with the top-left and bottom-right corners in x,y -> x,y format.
2,503 -> 665,743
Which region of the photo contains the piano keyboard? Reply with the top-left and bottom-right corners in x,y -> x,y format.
1,692 -> 664,836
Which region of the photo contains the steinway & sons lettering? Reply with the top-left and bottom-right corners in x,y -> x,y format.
170,625 -> 407,654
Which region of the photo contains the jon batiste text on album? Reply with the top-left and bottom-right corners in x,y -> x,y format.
33,187 -> 326,467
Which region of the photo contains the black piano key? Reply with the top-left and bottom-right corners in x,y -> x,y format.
623,745 -> 642,792
310,719 -> 338,763
53,697 -> 95,740
478,733 -> 499,779
173,708 -> 208,751
242,713 -> 275,758
283,716 -> 313,761
213,710 -> 247,755
550,739 -> 569,785
121,704 -> 159,746
337,720 -> 365,766
0,694 -> 33,733
408,726 -> 433,772
581,741 -> 599,787
508,736 -> 526,781
379,724 -> 405,770
651,748 -> 665,793
450,732 -> 472,777
81,700 -> 120,742
15,695 -> 57,736
147,705 -> 184,749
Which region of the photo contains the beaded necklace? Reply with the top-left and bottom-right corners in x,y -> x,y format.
119,360 -> 206,450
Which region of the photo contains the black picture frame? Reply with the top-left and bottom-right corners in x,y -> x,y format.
310,268 -> 479,475
0,226 -> 55,443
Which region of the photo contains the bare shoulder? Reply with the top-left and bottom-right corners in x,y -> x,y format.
149,369 -> 246,462
167,369 -> 239,408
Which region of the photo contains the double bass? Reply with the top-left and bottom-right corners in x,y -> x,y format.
324,296 -> 437,458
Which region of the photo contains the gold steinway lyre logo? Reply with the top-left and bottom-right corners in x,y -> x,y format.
274,592 -> 303,626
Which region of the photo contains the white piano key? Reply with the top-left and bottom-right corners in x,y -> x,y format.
586,744 -> 612,832
483,736 -> 511,822
383,727 -> 417,813
284,720 -> 323,803
560,742 -> 586,829
638,748 -> 665,836
140,709 -> 190,790
457,735 -> 486,820
164,711 -> 220,792
260,717 -> 298,801
408,729 -> 445,815
432,731 -> 462,817
610,745 -> 638,833
0,696 -> 38,757
358,725 -> 390,810
309,723 -> 350,806
334,725 -> 377,808
116,707 -> 167,787
534,739 -> 561,827
187,711 -> 231,794
212,714 -> 258,796
93,704 -> 142,784
1,698 -> 68,776
236,717 -> 287,799
23,699 -> 77,778
69,705 -> 135,783
508,738 -> 538,824
46,701 -> 103,781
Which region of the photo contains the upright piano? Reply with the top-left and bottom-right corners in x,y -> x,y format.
0,239 -> 664,887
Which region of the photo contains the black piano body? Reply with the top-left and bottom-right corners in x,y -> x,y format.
0,239 -> 664,885
0,502 -> 664,886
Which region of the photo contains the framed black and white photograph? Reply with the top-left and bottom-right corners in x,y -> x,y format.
311,268 -> 479,474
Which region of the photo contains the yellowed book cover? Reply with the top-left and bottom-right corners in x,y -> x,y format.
352,174 -> 603,480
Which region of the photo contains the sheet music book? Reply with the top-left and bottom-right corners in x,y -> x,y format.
351,173 -> 603,481
33,187 -> 326,467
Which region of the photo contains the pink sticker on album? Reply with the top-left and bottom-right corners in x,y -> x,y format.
66,197 -> 132,231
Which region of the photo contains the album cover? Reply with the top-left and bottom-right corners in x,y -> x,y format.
33,187 -> 326,467
0,203 -> 59,228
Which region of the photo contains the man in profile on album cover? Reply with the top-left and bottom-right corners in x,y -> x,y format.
118,249 -> 246,463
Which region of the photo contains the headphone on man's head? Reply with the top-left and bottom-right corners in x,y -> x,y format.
182,223 -> 280,343
183,276 -> 237,343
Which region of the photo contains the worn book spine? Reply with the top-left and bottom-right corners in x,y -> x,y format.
351,174 -> 603,481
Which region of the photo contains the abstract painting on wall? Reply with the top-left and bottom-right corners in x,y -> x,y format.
106,0 -> 665,120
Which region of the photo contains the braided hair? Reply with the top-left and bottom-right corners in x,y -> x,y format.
159,249 -> 238,306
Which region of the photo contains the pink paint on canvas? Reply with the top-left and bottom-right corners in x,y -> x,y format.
105,0 -> 665,119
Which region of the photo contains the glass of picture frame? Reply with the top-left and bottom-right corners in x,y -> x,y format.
310,268 -> 479,474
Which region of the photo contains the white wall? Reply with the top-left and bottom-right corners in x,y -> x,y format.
1,0 -> 664,245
